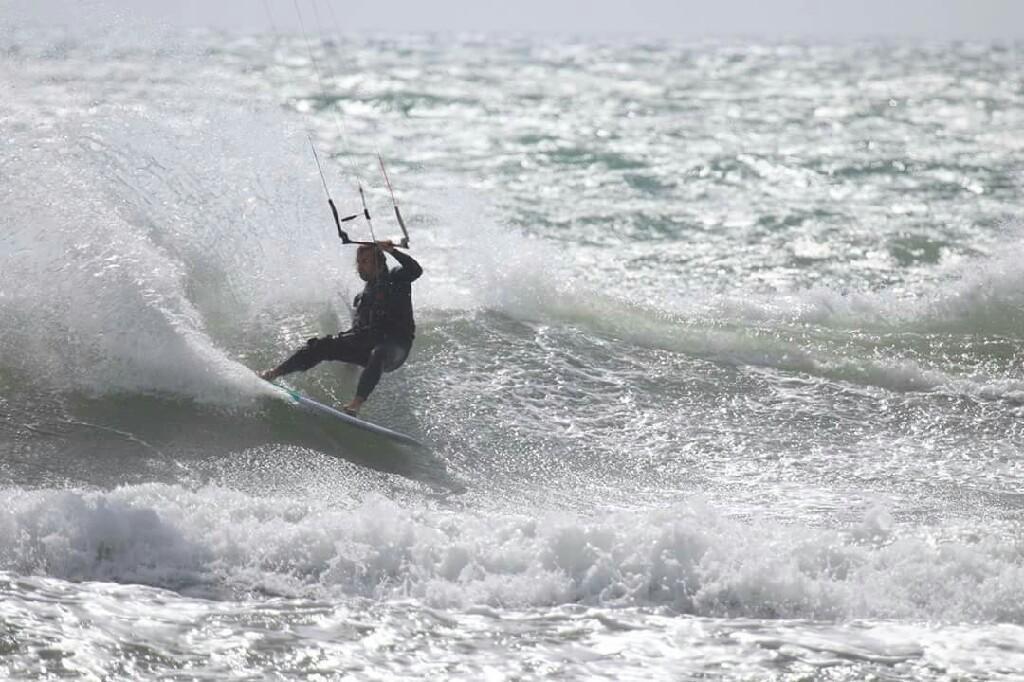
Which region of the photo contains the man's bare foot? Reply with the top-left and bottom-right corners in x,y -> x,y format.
342,397 -> 365,416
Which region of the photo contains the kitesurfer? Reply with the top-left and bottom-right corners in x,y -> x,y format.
260,240 -> 422,416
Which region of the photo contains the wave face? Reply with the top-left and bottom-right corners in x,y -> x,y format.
3,5 -> 1024,680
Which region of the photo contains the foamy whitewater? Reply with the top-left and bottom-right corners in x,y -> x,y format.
2,2 -> 1024,679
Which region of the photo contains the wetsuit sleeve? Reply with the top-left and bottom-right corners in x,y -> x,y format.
387,249 -> 423,283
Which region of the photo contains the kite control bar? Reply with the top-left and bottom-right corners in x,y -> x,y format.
327,198 -> 409,249
308,136 -> 411,249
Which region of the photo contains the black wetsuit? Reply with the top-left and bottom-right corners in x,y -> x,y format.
273,250 -> 423,399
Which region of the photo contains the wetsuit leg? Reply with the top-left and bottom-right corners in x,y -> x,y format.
273,333 -> 372,377
355,340 -> 411,400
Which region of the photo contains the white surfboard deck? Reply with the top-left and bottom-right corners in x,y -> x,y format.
269,382 -> 423,448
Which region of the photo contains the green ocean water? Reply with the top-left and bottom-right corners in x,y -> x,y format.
2,6 -> 1024,679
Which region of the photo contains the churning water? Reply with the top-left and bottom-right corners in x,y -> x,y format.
2,3 -> 1024,679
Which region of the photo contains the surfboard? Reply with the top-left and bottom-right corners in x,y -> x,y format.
269,383 -> 424,448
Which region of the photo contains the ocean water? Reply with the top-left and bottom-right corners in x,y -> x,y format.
3,3 -> 1024,680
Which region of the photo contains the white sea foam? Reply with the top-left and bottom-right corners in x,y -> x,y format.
3,14 -> 1024,679
2,484 -> 1022,624
0,162 -> 268,403
0,45 -> 351,403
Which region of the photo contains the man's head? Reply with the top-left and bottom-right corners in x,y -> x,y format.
356,245 -> 387,281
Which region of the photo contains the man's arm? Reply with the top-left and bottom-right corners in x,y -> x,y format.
379,241 -> 423,282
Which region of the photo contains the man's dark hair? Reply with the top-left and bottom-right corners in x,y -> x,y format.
357,244 -> 387,271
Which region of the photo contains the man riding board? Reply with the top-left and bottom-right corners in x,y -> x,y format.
261,240 -> 423,416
